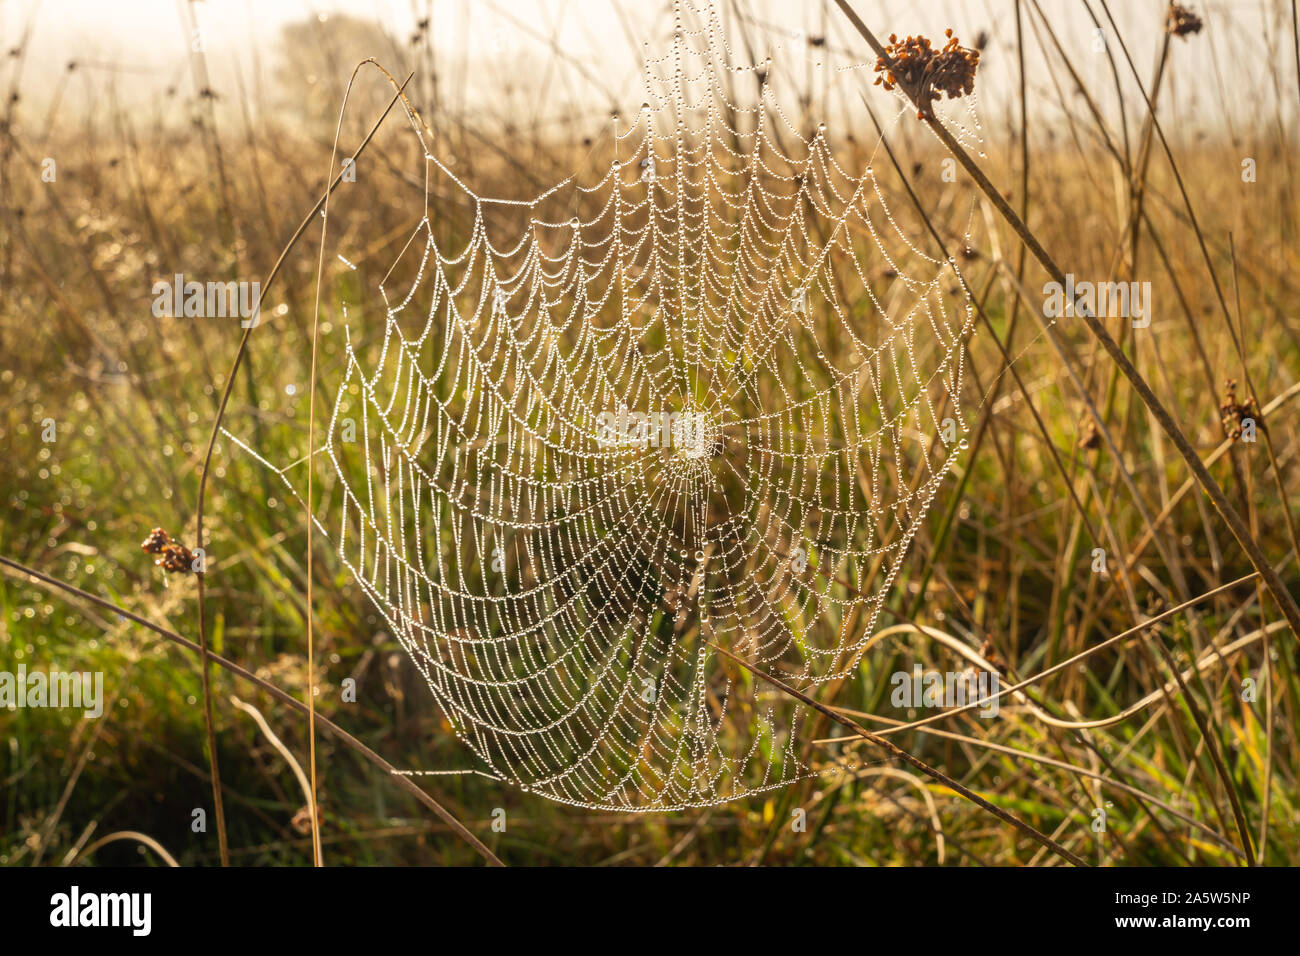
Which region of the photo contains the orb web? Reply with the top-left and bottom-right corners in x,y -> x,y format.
232,0 -> 978,810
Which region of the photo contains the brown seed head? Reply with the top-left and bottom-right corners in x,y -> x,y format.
1218,379 -> 1261,442
141,526 -> 196,573
873,29 -> 980,119
141,527 -> 170,555
158,543 -> 195,574
1167,3 -> 1203,38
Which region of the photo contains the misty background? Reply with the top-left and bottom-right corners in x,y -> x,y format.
2,0 -> 1295,154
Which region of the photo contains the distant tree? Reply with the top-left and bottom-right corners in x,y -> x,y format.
274,14 -> 408,131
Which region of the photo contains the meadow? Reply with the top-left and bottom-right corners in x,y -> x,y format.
2,0 -> 1299,867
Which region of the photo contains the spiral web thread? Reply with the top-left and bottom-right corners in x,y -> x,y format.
235,0 -> 979,810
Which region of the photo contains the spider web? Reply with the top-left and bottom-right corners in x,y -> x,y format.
232,0 -> 979,810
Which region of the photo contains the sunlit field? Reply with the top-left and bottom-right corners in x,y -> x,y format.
2,0 -> 1299,870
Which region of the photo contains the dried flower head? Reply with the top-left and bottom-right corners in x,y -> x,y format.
141,526 -> 196,573
141,527 -> 170,555
1167,3 -> 1203,38
874,30 -> 980,119
1219,379 -> 1261,442
979,636 -> 1007,676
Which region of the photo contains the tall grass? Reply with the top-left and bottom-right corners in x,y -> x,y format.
1,1 -> 1298,865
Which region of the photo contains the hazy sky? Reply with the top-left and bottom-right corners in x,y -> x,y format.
2,0 -> 1293,137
